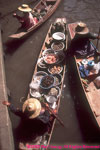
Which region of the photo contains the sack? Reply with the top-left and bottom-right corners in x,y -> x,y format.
91,62 -> 100,74
94,76 -> 100,88
75,40 -> 95,58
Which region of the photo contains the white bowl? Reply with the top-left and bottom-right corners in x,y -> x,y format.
52,32 -> 65,41
82,59 -> 88,65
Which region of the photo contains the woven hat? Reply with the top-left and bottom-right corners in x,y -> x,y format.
22,98 -> 41,119
75,22 -> 89,35
18,4 -> 32,12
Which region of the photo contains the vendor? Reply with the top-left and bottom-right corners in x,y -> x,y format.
68,22 -> 100,58
13,4 -> 38,30
2,98 -> 50,124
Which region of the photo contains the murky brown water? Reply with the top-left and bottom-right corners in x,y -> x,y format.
1,0 -> 100,149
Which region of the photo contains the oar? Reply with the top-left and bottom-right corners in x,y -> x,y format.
94,27 -> 100,62
40,100 -> 65,127
96,27 -> 100,52
40,96 -> 65,127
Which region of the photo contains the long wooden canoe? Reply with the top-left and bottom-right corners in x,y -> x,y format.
19,18 -> 68,149
68,22 -> 100,128
9,0 -> 61,39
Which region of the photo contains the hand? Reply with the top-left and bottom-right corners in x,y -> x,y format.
41,108 -> 45,113
53,109 -> 57,114
2,101 -> 10,106
13,13 -> 17,17
98,36 -> 100,39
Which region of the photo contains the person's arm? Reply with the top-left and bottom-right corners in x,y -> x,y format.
13,13 -> 24,23
2,101 -> 23,117
37,110 -> 50,124
88,32 -> 100,40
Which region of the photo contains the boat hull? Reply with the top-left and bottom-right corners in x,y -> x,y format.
9,0 -> 61,39
68,23 -> 100,128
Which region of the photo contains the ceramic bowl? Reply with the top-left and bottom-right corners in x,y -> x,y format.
52,32 -> 65,41
40,75 -> 55,90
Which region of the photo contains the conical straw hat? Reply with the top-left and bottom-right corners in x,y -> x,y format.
18,4 -> 32,12
22,98 -> 41,119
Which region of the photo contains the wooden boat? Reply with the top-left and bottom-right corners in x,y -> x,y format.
9,0 -> 61,39
19,18 -> 68,149
68,22 -> 100,128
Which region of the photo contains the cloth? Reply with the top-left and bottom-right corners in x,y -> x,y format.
9,104 -> 50,124
69,32 -> 98,58
15,12 -> 34,29
79,65 -> 90,78
94,76 -> 100,88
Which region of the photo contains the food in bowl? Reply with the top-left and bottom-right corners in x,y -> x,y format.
48,65 -> 63,74
48,87 -> 59,97
44,53 -> 58,64
51,42 -> 65,51
40,75 -> 54,89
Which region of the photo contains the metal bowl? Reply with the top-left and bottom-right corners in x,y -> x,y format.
51,41 -> 65,52
52,73 -> 62,86
37,57 -> 47,69
34,71 -> 48,81
30,89 -> 41,98
46,95 -> 57,104
48,86 -> 61,98
42,49 -> 55,57
56,52 -> 65,64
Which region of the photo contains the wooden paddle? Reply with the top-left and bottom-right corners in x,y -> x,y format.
42,101 -> 65,127
96,27 -> 100,52
39,96 -> 65,127
95,27 -> 100,62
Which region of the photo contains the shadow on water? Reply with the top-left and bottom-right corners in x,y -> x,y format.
4,39 -> 25,55
67,56 -> 100,144
4,27 -> 39,55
